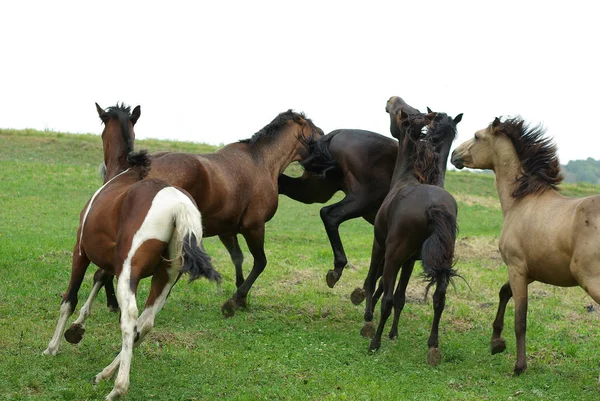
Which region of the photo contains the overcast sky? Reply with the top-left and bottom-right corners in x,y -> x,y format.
2,1 -> 598,163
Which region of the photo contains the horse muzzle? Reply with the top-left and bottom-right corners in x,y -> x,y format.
450,150 -> 465,169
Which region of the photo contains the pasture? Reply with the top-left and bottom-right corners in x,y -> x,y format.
2,128 -> 600,400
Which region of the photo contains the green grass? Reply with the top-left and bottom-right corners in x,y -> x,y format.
2,129 -> 600,400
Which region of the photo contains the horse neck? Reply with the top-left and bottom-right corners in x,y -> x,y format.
491,149 -> 523,216
103,123 -> 132,182
390,136 -> 420,187
435,137 -> 454,188
253,127 -> 306,178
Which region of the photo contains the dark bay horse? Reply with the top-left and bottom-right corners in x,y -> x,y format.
358,101 -> 458,365
451,117 -> 600,379
43,104 -> 221,400
278,97 -> 461,288
80,107 -> 323,323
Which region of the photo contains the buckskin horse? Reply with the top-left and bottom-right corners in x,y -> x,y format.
451,117 -> 600,380
358,102 -> 458,365
74,105 -> 323,329
278,96 -> 461,288
43,103 -> 221,400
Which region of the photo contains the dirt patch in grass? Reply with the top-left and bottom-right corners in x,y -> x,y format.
454,193 -> 500,209
455,237 -> 502,267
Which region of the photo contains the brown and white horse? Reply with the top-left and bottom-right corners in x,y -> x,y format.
43,104 -> 221,400
451,117 -> 600,379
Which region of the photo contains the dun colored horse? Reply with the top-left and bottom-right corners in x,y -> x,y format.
358,100 -> 458,365
75,106 -> 323,329
43,104 -> 221,400
451,117 -> 600,379
279,97 -> 461,288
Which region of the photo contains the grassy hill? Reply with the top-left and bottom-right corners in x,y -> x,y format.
2,129 -> 600,400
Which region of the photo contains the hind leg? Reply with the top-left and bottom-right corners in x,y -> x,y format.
43,248 -> 90,355
490,281 -> 512,355
219,235 -> 245,288
426,280 -> 449,366
388,259 -> 415,340
65,269 -> 116,345
356,239 -> 384,338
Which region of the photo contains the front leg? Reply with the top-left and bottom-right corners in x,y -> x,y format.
491,281 -> 512,354
221,225 -> 266,317
509,272 -> 529,375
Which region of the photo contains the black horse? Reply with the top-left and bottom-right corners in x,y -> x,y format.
278,97 -> 461,288
357,99 -> 459,366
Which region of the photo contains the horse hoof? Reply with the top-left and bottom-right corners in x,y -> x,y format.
388,330 -> 398,340
360,322 -> 376,339
513,365 -> 527,376
64,324 -> 85,344
368,339 -> 381,352
221,299 -> 237,318
326,270 -> 339,288
350,288 -> 366,305
427,347 -> 442,366
42,347 -> 57,356
107,305 -> 119,313
491,337 -> 506,355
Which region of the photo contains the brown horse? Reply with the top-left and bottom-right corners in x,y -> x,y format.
359,100 -> 458,365
75,106 -> 323,327
451,117 -> 600,379
278,97 -> 461,288
43,103 -> 221,400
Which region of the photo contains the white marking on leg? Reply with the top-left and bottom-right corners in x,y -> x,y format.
43,302 -> 72,355
71,279 -> 103,327
78,169 -> 130,255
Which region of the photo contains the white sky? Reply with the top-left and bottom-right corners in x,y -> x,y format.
1,1 -> 599,163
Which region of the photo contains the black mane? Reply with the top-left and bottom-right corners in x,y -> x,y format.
239,110 -> 309,147
492,117 -> 563,198
104,103 -> 134,154
299,132 -> 343,179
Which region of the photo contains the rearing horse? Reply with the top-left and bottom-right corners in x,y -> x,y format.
451,117 -> 600,380
279,97 -> 461,288
360,102 -> 458,366
43,103 -> 221,400
80,108 -> 323,325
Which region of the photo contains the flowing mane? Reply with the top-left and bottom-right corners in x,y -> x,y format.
492,117 -> 563,198
298,132 -> 343,179
402,113 -> 442,186
239,109 -> 311,147
103,103 -> 135,154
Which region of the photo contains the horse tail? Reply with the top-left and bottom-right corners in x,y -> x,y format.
299,132 -> 342,179
127,149 -> 151,179
169,190 -> 221,283
421,205 -> 458,296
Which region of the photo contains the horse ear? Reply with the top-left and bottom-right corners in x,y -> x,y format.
492,117 -> 501,128
454,113 -> 463,124
96,102 -> 109,123
427,107 -> 433,113
399,109 -> 409,120
131,105 -> 141,125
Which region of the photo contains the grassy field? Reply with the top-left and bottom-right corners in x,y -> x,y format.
2,128 -> 600,400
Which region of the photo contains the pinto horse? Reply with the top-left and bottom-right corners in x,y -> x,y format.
358,102 -> 458,365
77,107 -> 323,326
278,97 -> 461,288
43,104 -> 221,401
451,117 -> 600,379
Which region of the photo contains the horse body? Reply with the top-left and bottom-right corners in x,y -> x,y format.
43,104 -> 220,400
358,98 -> 459,363
451,116 -> 600,378
279,97 -> 459,288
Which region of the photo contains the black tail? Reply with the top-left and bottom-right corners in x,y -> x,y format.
182,233 -> 222,283
421,206 -> 458,296
127,149 -> 151,179
299,133 -> 343,179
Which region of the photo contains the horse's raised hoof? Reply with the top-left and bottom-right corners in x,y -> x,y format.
326,270 -> 340,288
350,288 -> 366,305
64,323 -> 85,344
221,299 -> 238,318
491,337 -> 506,355
360,322 -> 376,339
427,347 -> 442,366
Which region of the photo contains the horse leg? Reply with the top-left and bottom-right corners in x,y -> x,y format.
43,248 -> 90,355
490,281 -> 512,355
221,226 -> 266,317
94,265 -> 179,388
388,259 -> 415,340
65,269 -> 116,345
321,194 -> 373,288
509,271 -> 529,375
426,279 -> 449,366
357,239 -> 384,339
219,234 -> 245,288
104,273 -> 119,312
